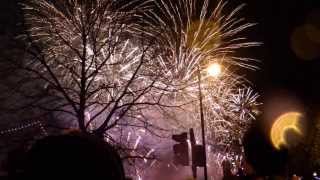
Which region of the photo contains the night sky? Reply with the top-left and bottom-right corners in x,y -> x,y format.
240,0 -> 320,175
244,0 -> 320,106
1,0 -> 320,177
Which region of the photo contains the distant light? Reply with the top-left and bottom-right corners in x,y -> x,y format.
207,63 -> 222,77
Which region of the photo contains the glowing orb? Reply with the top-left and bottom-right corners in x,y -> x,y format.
207,63 -> 222,77
270,112 -> 303,150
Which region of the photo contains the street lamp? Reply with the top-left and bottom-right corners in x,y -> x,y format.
197,62 -> 222,180
207,63 -> 222,77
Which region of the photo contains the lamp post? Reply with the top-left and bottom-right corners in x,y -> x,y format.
197,63 -> 221,180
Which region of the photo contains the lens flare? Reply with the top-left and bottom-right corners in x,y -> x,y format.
270,112 -> 304,150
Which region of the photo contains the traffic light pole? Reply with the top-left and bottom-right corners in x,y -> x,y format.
197,66 -> 208,180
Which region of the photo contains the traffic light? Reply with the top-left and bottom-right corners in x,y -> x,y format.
192,145 -> 205,167
189,128 -> 205,167
189,128 -> 206,178
172,132 -> 189,166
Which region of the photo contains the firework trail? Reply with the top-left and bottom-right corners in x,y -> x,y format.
130,0 -> 261,178
136,0 -> 261,152
3,0 -> 262,179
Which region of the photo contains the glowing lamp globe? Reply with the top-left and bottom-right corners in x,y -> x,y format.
207,63 -> 222,77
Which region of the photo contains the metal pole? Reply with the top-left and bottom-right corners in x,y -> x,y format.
197,65 -> 208,180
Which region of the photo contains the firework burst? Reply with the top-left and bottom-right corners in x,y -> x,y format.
137,0 -> 261,150
1,0 -> 261,179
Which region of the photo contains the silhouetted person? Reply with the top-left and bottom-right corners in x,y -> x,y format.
22,132 -> 125,179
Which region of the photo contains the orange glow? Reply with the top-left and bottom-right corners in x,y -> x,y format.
270,112 -> 303,150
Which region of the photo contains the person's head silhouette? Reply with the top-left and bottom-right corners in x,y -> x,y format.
24,132 -> 125,179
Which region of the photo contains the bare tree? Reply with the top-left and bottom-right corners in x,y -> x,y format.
0,0 -> 172,139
